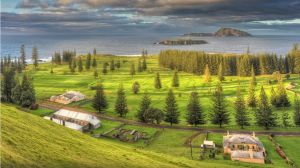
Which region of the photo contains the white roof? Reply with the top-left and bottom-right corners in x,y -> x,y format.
54,109 -> 100,126
204,140 -> 215,146
44,116 -> 83,131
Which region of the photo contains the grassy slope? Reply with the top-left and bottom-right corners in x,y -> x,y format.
24,55 -> 300,131
275,136 -> 300,167
1,104 -> 251,168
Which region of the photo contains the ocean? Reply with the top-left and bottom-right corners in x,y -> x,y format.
1,34 -> 300,60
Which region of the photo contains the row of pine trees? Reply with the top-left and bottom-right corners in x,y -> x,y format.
159,44 -> 300,76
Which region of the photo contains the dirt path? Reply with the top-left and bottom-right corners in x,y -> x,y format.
40,101 -> 300,136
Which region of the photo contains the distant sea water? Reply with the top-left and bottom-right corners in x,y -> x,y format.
1,34 -> 300,60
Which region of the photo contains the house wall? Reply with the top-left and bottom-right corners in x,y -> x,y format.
231,157 -> 265,164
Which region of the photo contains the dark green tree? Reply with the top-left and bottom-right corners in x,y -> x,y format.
12,77 -> 22,105
102,63 -> 108,74
110,60 -> 115,71
142,50 -> 147,70
115,84 -> 128,117
1,68 -> 16,102
92,83 -> 108,113
270,87 -> 278,106
94,70 -> 98,79
92,56 -> 97,68
93,48 -> 97,56
256,86 -> 277,129
294,94 -> 300,126
143,108 -> 164,124
136,93 -> 151,122
247,78 -> 256,108
130,62 -> 135,76
235,85 -> 250,129
164,89 -> 180,126
20,44 -> 26,68
251,65 -> 256,85
138,59 -> 142,72
32,46 -> 38,69
132,81 -> 140,94
281,111 -> 290,127
186,91 -> 205,126
217,63 -> 225,81
20,74 -> 36,107
172,70 -> 180,87
154,72 -> 162,89
210,83 -> 229,128
276,78 -> 290,107
78,57 -> 83,72
86,53 -> 91,70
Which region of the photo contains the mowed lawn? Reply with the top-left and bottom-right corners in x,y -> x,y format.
24,55 -> 300,130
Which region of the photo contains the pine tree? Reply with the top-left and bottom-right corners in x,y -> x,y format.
115,84 -> 128,117
251,65 -> 256,85
247,78 -> 256,107
20,44 -> 26,68
204,64 -> 211,83
86,53 -> 91,70
110,60 -> 115,71
164,89 -> 179,126
235,85 -> 250,129
172,70 -> 180,87
154,72 -> 162,89
281,111 -> 290,127
92,56 -> 97,68
276,78 -> 290,107
94,70 -> 98,79
137,93 -> 151,122
102,63 -> 108,74
132,81 -> 140,94
92,83 -> 108,113
270,87 -> 278,106
32,46 -> 38,69
144,108 -> 164,124
294,94 -> 300,126
20,74 -> 36,107
1,68 -> 16,102
210,83 -> 229,128
12,76 -> 22,105
0,59 -> 4,74
217,63 -> 225,81
130,62 -> 135,76
70,59 -> 76,73
142,50 -> 147,70
93,48 -> 97,56
116,60 -> 121,69
256,86 -> 277,129
78,57 -> 83,72
138,59 -> 142,72
186,91 -> 205,126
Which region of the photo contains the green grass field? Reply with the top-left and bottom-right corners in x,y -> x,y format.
275,136 -> 300,167
3,104 -> 258,168
21,55 -> 300,131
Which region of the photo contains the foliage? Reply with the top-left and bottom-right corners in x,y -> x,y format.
164,89 -> 180,125
186,91 -> 205,126
115,84 -> 128,117
92,83 -> 108,113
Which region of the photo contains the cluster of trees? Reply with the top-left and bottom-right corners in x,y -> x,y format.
159,44 -> 300,76
1,45 -> 36,108
52,50 -> 76,65
130,50 -> 148,76
1,69 -> 36,107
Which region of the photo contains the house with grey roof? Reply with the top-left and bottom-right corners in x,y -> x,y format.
44,109 -> 101,132
223,132 -> 266,164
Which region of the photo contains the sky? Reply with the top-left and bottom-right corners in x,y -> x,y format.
1,0 -> 300,35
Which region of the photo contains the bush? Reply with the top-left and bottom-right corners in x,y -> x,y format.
223,154 -> 230,160
30,103 -> 39,110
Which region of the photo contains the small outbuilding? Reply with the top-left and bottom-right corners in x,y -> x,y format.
50,91 -> 85,104
44,109 -> 101,132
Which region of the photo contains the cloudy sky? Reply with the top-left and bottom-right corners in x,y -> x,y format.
2,0 -> 300,35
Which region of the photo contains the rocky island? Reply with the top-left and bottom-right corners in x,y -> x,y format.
156,39 -> 207,45
183,27 -> 252,37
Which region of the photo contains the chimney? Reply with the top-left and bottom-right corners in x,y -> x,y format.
227,130 -> 230,136
252,131 -> 256,138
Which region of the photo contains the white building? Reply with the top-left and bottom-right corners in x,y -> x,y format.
44,109 -> 101,132
50,91 -> 86,104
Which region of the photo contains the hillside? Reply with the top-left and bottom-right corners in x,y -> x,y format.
183,27 -> 251,37
1,104 -> 248,168
214,27 -> 251,37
